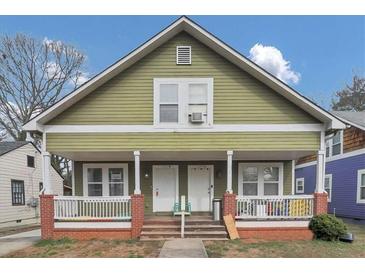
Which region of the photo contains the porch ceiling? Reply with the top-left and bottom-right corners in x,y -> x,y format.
53,150 -> 316,162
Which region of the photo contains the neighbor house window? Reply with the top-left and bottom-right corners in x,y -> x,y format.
154,78 -> 213,127
296,178 -> 305,194
83,164 -> 128,197
239,163 -> 283,196
324,174 -> 332,202
27,155 -> 35,168
357,169 -> 365,204
326,131 -> 342,157
11,180 -> 25,206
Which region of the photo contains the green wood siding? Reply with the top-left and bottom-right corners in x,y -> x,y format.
283,160 -> 293,195
48,32 -> 318,125
74,160 -> 293,214
47,132 -> 320,152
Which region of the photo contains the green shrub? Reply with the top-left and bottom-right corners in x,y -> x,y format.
309,214 -> 347,241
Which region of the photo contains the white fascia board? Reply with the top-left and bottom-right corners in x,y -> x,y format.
44,124 -> 324,133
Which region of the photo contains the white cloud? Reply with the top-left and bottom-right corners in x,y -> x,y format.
71,71 -> 90,87
249,43 -> 301,85
45,61 -> 64,80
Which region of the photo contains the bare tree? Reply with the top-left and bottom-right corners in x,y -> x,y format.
0,33 -> 86,140
0,34 -> 86,180
332,75 -> 365,111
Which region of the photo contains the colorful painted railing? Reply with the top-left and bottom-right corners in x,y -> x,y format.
54,196 -> 131,221
236,195 -> 314,219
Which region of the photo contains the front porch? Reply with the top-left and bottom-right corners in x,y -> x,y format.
39,149 -> 328,240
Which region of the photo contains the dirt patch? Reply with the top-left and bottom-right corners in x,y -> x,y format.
204,221 -> 365,258
5,238 -> 164,258
0,224 -> 40,237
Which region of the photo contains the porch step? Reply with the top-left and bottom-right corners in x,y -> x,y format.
141,215 -> 228,239
142,224 -> 226,232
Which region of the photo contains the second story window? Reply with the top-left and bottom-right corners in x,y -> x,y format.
326,130 -> 342,157
159,84 -> 179,123
154,78 -> 213,127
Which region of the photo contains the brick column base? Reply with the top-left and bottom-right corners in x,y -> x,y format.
223,193 -> 236,218
131,194 -> 144,238
313,192 -> 328,215
40,194 -> 55,240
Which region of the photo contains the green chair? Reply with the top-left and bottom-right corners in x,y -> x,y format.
173,201 -> 192,216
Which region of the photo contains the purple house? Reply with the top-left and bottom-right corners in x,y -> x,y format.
295,111 -> 365,220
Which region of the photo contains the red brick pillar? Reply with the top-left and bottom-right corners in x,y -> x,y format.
131,194 -> 144,238
40,194 -> 55,240
313,192 -> 328,215
223,193 -> 236,218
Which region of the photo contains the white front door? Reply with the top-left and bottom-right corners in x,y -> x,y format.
188,165 -> 214,212
152,165 -> 178,212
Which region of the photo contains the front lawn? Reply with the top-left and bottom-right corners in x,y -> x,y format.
5,238 -> 164,258
204,221 -> 365,258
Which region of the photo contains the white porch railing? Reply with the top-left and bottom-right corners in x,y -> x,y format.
54,196 -> 131,221
236,195 -> 314,219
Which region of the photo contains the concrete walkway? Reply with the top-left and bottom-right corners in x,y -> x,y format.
158,239 -> 208,258
0,229 -> 40,257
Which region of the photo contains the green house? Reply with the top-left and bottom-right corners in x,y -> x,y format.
25,17 -> 346,240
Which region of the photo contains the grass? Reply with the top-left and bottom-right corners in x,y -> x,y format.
204,221 -> 365,258
4,238 -> 164,258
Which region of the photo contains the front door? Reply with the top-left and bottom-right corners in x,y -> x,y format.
188,165 -> 214,212
152,165 -> 178,212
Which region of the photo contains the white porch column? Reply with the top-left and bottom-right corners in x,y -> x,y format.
316,150 -> 326,193
316,130 -> 326,193
42,151 -> 52,194
226,150 -> 233,193
134,151 -> 141,195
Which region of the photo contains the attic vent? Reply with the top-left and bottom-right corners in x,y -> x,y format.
176,46 -> 191,65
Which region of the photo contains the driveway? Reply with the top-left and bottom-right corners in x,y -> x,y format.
0,229 -> 40,257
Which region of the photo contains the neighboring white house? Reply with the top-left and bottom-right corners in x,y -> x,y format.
0,141 -> 63,228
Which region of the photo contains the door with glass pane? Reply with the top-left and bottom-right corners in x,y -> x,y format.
238,163 -> 283,196
83,164 -> 128,196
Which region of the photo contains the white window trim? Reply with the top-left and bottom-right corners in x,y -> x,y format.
82,163 -> 128,197
176,45 -> 191,65
324,174 -> 332,202
295,178 -> 305,194
238,162 -> 284,196
357,169 -> 365,204
153,78 -> 213,128
326,130 -> 343,157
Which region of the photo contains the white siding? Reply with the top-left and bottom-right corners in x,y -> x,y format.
0,143 -> 63,228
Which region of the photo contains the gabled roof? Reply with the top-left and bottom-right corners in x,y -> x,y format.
331,111 -> 365,131
0,141 -> 29,156
23,16 -> 346,131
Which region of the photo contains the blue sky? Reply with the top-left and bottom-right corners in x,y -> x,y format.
0,16 -> 364,109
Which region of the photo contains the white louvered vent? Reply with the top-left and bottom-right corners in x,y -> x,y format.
176,46 -> 191,65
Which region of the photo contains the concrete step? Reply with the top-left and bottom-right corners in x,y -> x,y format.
140,230 -> 228,239
142,225 -> 226,232
144,219 -> 222,226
